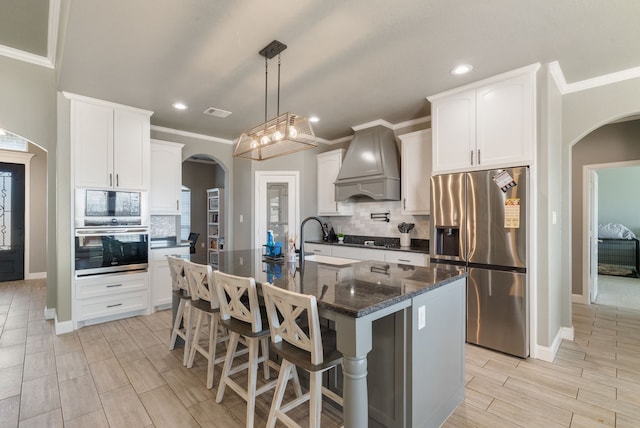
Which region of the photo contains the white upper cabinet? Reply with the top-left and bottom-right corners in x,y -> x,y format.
70,94 -> 152,190
399,129 -> 432,215
429,64 -> 539,174
150,140 -> 183,215
317,149 -> 353,216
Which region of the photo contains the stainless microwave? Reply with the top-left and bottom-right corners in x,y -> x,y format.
75,189 -> 148,228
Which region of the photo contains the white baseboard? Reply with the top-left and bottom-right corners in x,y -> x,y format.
43,307 -> 56,320
534,326 -> 575,362
55,313 -> 74,335
25,271 -> 47,280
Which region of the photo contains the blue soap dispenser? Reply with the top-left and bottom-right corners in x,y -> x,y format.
266,230 -> 275,257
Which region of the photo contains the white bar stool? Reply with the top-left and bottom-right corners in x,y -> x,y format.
183,260 -> 228,389
213,270 -> 291,428
167,255 -> 192,366
262,282 -> 343,428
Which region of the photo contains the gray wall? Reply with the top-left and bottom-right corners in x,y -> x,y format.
0,55 -> 58,312
598,166 -> 640,235
536,65 -> 565,346
570,120 -> 640,295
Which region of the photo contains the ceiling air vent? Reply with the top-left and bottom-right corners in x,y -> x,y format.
203,107 -> 232,118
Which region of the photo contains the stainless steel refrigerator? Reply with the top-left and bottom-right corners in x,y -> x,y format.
430,166 -> 528,358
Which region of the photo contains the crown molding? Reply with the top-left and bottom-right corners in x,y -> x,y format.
550,61 -> 640,95
151,125 -> 234,145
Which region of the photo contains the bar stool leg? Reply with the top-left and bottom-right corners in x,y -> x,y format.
261,337 -> 270,380
266,359 -> 293,428
206,315 -> 219,389
216,331 -> 240,403
187,310 -> 204,368
309,371 -> 323,428
246,338 -> 260,428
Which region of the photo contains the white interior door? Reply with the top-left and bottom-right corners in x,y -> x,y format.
255,172 -> 299,251
588,169 -> 599,302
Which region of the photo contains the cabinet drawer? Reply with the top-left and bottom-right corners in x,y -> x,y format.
76,291 -> 148,321
305,243 -> 331,255
385,251 -> 427,267
332,246 -> 386,262
76,272 -> 149,299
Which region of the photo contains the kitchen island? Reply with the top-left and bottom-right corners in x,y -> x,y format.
188,250 -> 466,428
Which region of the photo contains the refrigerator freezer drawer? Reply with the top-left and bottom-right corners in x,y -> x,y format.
466,267 -> 528,358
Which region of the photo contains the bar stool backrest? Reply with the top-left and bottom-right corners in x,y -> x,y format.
167,255 -> 189,294
262,282 -> 323,365
184,261 -> 218,310
213,270 -> 263,333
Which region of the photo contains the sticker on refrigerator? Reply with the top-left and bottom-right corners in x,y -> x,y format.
504,198 -> 520,228
493,170 -> 517,192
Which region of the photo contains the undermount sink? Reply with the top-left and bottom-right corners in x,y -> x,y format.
304,254 -> 359,266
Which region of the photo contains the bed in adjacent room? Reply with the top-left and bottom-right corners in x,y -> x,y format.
598,223 -> 640,278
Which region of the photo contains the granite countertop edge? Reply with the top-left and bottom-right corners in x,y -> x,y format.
305,240 -> 429,255
315,266 -> 466,318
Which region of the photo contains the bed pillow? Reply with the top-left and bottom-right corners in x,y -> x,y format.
598,223 -> 637,239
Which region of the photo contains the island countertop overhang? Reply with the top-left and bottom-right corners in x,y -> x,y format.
216,249 -> 466,319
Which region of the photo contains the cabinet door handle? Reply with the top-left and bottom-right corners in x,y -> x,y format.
116,174 -> 119,187
109,173 -> 113,187
477,149 -> 481,165
398,258 -> 411,262
106,284 -> 122,288
403,198 -> 406,210
177,200 -> 180,210
107,303 -> 123,308
470,150 -> 474,165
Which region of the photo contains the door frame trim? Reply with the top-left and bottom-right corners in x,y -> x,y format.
254,171 -> 300,250
0,150 -> 35,280
581,159 -> 640,303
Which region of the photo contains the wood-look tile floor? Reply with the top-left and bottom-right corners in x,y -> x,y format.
1,279 -> 640,427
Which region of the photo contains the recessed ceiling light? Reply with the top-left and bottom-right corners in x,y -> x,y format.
172,102 -> 188,110
309,116 -> 320,123
451,64 -> 473,76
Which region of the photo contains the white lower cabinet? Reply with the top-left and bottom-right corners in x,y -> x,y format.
304,243 -> 428,266
150,246 -> 190,310
74,271 -> 150,327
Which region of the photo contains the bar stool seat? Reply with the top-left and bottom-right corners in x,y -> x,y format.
262,282 -> 343,428
213,270 -> 300,428
183,260 -> 228,390
167,255 -> 192,366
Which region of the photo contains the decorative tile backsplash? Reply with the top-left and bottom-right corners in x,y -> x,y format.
324,201 -> 430,240
150,215 -> 178,238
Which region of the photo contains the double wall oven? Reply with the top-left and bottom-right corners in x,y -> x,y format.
74,189 -> 149,277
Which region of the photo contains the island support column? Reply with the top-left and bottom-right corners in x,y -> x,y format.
334,300 -> 411,428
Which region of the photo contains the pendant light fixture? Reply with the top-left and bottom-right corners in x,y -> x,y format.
234,40 -> 317,161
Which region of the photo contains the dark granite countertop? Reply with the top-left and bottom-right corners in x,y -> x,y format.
305,236 -> 429,254
216,250 -> 464,319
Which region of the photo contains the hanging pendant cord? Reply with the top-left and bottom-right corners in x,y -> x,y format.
277,53 -> 281,116
264,56 -> 268,122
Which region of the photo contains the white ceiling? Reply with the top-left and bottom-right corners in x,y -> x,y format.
3,1 -> 640,141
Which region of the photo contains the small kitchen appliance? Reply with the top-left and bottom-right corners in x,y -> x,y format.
431,166 -> 529,357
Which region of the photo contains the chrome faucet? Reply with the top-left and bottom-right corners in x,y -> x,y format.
299,216 -> 329,267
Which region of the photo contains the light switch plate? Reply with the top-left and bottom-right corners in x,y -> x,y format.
418,305 -> 426,330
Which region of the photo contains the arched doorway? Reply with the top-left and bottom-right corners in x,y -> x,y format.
0,129 -> 48,282
182,154 -> 227,264
572,117 -> 640,309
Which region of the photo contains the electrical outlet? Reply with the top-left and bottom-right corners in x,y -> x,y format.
418,305 -> 426,330
240,214 -> 244,223
201,242 -> 205,248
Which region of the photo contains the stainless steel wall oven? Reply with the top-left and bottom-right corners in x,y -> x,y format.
75,228 -> 149,277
